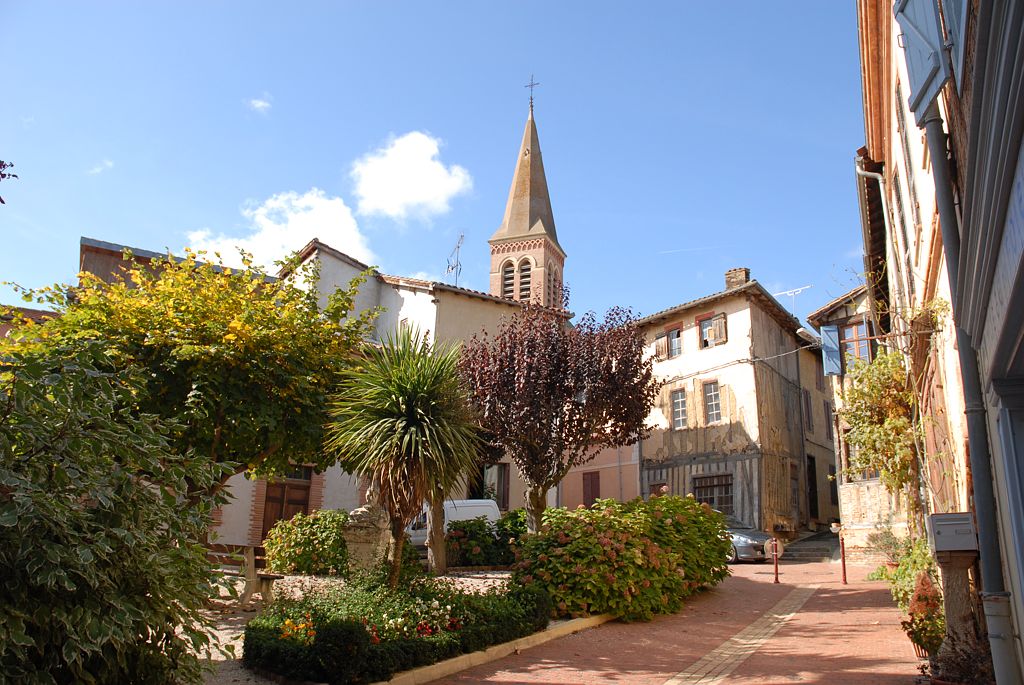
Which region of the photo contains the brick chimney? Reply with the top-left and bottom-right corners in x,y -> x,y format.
725,267 -> 750,290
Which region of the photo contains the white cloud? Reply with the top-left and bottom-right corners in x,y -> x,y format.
351,131 -> 472,220
87,159 -> 114,175
246,94 -> 272,114
187,188 -> 375,270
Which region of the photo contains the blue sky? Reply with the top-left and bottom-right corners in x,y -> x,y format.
2,2 -> 866,324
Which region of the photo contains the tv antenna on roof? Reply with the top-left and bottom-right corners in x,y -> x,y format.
446,233 -> 464,287
772,285 -> 813,318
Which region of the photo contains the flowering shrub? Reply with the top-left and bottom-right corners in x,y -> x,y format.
243,576 -> 550,683
621,495 -> 731,590
511,496 -> 730,621
264,509 -> 349,576
446,509 -> 528,566
279,613 -> 316,646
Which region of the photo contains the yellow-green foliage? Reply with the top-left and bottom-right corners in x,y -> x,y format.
841,349 -> 919,493
4,250 -> 376,485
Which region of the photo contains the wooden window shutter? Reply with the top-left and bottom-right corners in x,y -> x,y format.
712,315 -> 727,345
654,332 -> 668,360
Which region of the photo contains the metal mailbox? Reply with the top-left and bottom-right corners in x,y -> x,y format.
927,512 -> 978,553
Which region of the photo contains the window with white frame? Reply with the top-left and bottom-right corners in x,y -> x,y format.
703,381 -> 722,423
671,389 -> 687,430
668,328 -> 682,357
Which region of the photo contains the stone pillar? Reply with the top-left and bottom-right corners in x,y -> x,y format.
344,502 -> 390,572
936,550 -> 979,649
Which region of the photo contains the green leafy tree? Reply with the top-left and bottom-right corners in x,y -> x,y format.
460,303 -> 656,532
840,349 -> 921,504
324,328 -> 481,586
7,250 -> 376,497
0,344 -> 225,683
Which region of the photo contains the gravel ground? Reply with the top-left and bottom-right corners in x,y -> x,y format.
201,571 -> 512,685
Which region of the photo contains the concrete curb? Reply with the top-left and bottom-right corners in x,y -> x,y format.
370,614 -> 616,685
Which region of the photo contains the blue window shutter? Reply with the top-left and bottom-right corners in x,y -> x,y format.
894,0 -> 951,125
940,0 -> 967,92
822,325 -> 843,376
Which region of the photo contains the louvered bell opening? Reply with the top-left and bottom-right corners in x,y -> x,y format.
519,263 -> 531,301
502,264 -> 515,298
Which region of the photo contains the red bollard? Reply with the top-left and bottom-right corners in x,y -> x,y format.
840,534 -> 848,585
772,538 -> 779,584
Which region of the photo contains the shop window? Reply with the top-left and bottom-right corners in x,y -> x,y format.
693,474 -> 733,514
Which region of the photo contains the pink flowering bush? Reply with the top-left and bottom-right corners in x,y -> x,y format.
511,496 -> 730,621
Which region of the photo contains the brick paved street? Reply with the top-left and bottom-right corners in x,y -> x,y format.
431,559 -> 921,685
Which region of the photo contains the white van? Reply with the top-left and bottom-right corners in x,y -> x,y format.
406,499 -> 501,547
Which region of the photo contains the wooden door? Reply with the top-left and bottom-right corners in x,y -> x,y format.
583,471 -> 600,508
262,480 -> 311,540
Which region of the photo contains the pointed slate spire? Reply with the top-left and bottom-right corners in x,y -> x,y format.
489,109 -> 564,255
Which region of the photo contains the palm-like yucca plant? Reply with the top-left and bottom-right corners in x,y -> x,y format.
325,327 -> 481,587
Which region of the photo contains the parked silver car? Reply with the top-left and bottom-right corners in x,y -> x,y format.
724,515 -> 784,563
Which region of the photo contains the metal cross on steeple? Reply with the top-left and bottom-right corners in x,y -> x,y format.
525,74 -> 540,112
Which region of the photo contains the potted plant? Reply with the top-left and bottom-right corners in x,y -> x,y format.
867,525 -> 910,570
901,572 -> 945,658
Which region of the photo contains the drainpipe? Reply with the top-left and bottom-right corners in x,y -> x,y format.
854,158 -> 900,333
920,101 -> 1021,685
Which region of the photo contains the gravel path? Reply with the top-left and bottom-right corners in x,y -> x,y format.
201,571 -> 511,685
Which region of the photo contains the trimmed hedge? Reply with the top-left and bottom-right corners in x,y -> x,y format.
264,508 -> 349,576
511,496 -> 730,621
243,579 -> 550,684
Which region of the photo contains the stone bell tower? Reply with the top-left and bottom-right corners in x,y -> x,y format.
488,102 -> 566,307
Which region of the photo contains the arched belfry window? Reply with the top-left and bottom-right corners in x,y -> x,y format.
501,261 -> 515,299
546,268 -> 554,306
518,260 -> 532,301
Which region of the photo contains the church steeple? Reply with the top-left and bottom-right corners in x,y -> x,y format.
489,106 -> 567,307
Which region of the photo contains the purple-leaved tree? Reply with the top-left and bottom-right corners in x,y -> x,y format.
460,300 -> 657,532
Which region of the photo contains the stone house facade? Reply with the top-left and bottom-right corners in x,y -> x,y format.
560,268 -> 839,534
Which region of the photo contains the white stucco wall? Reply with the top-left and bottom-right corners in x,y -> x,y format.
645,297 -> 760,443
314,251 -> 382,323
213,472 -> 254,545
319,464 -> 363,512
